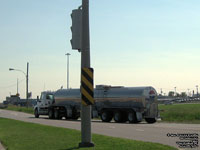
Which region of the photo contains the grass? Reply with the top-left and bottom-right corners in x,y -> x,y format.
0,118 -> 177,150
2,105 -> 34,114
159,103 -> 200,123
2,104 -> 200,124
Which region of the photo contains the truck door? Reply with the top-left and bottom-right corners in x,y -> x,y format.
46,94 -> 54,106
37,93 -> 47,114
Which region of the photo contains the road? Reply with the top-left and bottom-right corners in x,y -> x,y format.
0,109 -> 199,150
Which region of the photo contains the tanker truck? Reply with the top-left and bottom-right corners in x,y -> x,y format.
34,85 -> 158,123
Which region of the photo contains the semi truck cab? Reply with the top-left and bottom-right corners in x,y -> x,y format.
34,91 -> 54,118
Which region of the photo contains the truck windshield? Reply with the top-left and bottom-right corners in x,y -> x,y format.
46,94 -> 54,100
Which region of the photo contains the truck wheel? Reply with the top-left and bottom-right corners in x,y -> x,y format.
34,108 -> 39,118
128,111 -> 138,123
54,109 -> 61,119
145,118 -> 156,124
48,109 -> 54,119
100,111 -> 112,122
114,111 -> 123,123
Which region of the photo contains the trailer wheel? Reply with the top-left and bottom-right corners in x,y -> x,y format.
54,109 -> 61,119
128,111 -> 138,123
100,111 -> 112,122
48,109 -> 54,119
34,108 -> 39,118
145,118 -> 156,124
114,111 -> 123,123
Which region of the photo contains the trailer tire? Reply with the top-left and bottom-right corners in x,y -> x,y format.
145,118 -> 156,124
48,109 -> 54,119
34,108 -> 39,118
128,111 -> 138,123
100,111 -> 112,122
114,111 -> 123,123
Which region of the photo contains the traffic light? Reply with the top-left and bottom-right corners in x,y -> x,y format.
71,8 -> 82,50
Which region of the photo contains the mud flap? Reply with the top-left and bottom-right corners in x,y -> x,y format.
136,112 -> 142,122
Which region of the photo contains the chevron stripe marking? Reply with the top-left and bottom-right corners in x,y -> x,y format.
81,75 -> 93,92
82,87 -> 94,104
83,68 -> 93,79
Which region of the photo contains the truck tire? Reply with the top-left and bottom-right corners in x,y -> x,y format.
100,111 -> 112,122
48,109 -> 54,119
54,109 -> 61,119
128,111 -> 138,123
34,108 -> 39,118
114,111 -> 123,123
145,118 -> 156,124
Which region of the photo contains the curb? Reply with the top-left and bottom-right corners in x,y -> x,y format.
0,141 -> 6,150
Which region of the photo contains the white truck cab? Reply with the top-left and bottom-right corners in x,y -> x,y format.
34,91 -> 54,118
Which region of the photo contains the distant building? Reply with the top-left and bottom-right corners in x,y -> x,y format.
3,95 -> 37,107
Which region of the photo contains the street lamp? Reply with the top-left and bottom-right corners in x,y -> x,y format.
9,62 -> 29,107
65,53 -> 70,89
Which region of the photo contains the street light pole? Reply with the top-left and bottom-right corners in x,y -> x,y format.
174,87 -> 176,97
17,78 -> 19,94
65,53 -> 71,89
9,62 -> 29,107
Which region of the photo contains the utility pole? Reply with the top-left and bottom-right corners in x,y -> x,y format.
79,0 -> 94,147
26,62 -> 29,107
65,53 -> 70,89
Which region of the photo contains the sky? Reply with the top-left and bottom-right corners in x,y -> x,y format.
0,0 -> 200,102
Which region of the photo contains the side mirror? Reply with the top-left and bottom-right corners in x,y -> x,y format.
37,96 -> 41,102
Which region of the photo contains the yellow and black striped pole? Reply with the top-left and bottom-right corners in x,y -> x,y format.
81,68 -> 94,105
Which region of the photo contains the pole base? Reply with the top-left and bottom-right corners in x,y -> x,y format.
79,142 -> 94,148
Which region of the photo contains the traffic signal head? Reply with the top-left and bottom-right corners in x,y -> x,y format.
70,8 -> 82,50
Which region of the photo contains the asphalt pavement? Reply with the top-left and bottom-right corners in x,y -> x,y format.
0,109 -> 199,150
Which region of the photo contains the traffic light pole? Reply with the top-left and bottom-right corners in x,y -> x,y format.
79,0 -> 94,147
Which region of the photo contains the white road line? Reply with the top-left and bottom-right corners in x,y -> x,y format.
109,126 -> 115,129
136,129 -> 144,132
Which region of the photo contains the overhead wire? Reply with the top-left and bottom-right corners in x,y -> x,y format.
0,78 -> 25,89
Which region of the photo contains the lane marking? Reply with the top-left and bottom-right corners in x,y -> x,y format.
109,126 -> 115,129
136,129 -> 144,132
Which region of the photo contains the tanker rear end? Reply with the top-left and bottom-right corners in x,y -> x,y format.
93,85 -> 158,123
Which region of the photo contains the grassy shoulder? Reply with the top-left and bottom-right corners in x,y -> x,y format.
0,118 -> 177,150
159,103 -> 200,123
1,105 -> 34,114
2,104 -> 200,124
